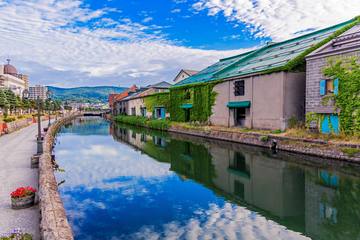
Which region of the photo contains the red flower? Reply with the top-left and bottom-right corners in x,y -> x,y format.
10,186 -> 36,198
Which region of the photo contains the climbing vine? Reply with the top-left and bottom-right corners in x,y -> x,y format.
323,56 -> 360,136
169,82 -> 218,122
143,92 -> 170,113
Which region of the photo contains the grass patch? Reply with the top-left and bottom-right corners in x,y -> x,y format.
340,147 -> 360,157
114,115 -> 171,130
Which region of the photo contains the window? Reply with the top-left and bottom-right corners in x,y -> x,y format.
320,79 -> 339,96
234,80 -> 245,96
184,89 -> 191,100
131,107 -> 136,116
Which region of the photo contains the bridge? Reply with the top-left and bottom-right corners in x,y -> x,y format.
82,110 -> 110,117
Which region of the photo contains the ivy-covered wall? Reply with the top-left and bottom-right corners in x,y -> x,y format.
143,92 -> 170,113
169,82 -> 218,122
323,57 -> 360,136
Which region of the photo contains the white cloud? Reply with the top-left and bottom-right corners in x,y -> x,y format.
55,135 -> 172,190
130,203 -> 310,240
171,8 -> 181,14
193,0 -> 360,41
0,0 -> 243,87
142,17 -> 153,23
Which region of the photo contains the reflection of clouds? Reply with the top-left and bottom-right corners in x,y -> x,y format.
55,135 -> 172,191
130,203 -> 310,240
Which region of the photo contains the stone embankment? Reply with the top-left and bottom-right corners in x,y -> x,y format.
169,125 -> 360,163
39,114 -> 79,240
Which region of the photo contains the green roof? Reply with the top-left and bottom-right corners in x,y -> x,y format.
174,18 -> 357,87
227,101 -> 251,108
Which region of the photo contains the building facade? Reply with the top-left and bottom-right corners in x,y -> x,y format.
29,85 -> 48,100
173,69 -> 198,84
0,60 -> 28,96
114,81 -> 172,119
172,18 -> 358,131
305,23 -> 360,134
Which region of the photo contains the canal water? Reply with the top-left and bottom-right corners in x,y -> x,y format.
54,117 -> 360,240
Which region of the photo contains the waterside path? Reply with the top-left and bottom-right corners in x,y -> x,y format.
0,123 -> 41,239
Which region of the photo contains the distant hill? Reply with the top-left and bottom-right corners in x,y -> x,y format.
47,86 -> 127,103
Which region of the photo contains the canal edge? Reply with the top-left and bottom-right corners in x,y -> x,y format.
39,114 -> 80,240
111,118 -> 360,163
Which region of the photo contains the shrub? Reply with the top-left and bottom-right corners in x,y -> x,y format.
340,147 -> 360,157
259,135 -> 269,142
3,116 -> 16,123
288,116 -> 299,129
114,115 -> 171,130
271,129 -> 283,134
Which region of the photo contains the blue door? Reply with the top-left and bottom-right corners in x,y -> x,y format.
321,114 -> 339,134
160,108 -> 166,119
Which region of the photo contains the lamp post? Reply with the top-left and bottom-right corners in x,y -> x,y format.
36,96 -> 43,154
46,90 -> 52,127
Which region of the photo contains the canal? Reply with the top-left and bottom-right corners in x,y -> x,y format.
54,117 -> 360,240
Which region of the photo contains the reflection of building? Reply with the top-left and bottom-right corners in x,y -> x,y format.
110,123 -> 360,239
0,59 -> 28,96
209,146 -> 305,223
29,85 -> 48,100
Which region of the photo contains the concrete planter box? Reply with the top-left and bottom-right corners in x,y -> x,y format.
11,194 -> 35,209
31,155 -> 40,168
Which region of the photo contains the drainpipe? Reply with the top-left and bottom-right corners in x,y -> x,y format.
228,80 -> 231,128
251,76 -> 254,129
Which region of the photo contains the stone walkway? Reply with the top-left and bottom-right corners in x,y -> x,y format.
0,122 -> 45,239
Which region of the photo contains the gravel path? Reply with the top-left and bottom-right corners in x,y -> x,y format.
0,123 -> 44,239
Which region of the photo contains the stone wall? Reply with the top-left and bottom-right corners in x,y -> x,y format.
169,125 -> 360,163
39,114 -> 79,240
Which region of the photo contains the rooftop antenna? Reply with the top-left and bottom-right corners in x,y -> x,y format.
6,58 -> 10,65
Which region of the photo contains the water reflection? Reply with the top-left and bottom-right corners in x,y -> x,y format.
55,117 -> 360,240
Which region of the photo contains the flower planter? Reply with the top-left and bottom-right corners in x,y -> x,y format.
11,194 -> 35,209
10,186 -> 37,210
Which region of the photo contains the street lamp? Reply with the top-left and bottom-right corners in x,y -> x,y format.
36,96 -> 43,154
46,90 -> 52,127
23,89 -> 42,154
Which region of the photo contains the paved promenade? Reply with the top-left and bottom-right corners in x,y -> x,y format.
0,123 -> 43,239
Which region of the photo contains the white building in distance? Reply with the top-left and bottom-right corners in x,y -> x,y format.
29,85 -> 48,100
0,59 -> 28,96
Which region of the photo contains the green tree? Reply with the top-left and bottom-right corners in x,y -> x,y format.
15,95 -> 23,114
4,89 -> 17,114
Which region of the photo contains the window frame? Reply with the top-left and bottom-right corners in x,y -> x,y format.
234,80 -> 245,96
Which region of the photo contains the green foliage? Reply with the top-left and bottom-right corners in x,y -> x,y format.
169,83 -> 217,122
3,116 -> 16,123
144,92 -> 170,113
4,89 -> 16,113
114,115 -> 171,130
340,147 -> 360,157
271,129 -> 283,134
305,112 -> 322,129
259,135 -> 269,142
323,56 -> 360,136
287,116 -> 300,129
48,86 -> 126,103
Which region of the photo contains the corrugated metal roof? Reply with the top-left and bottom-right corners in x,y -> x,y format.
174,18 -> 355,87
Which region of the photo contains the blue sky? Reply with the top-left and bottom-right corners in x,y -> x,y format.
84,0 -> 265,50
0,0 -> 359,87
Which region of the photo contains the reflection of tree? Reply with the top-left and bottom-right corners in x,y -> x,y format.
321,176 -> 360,240
169,139 -> 215,188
